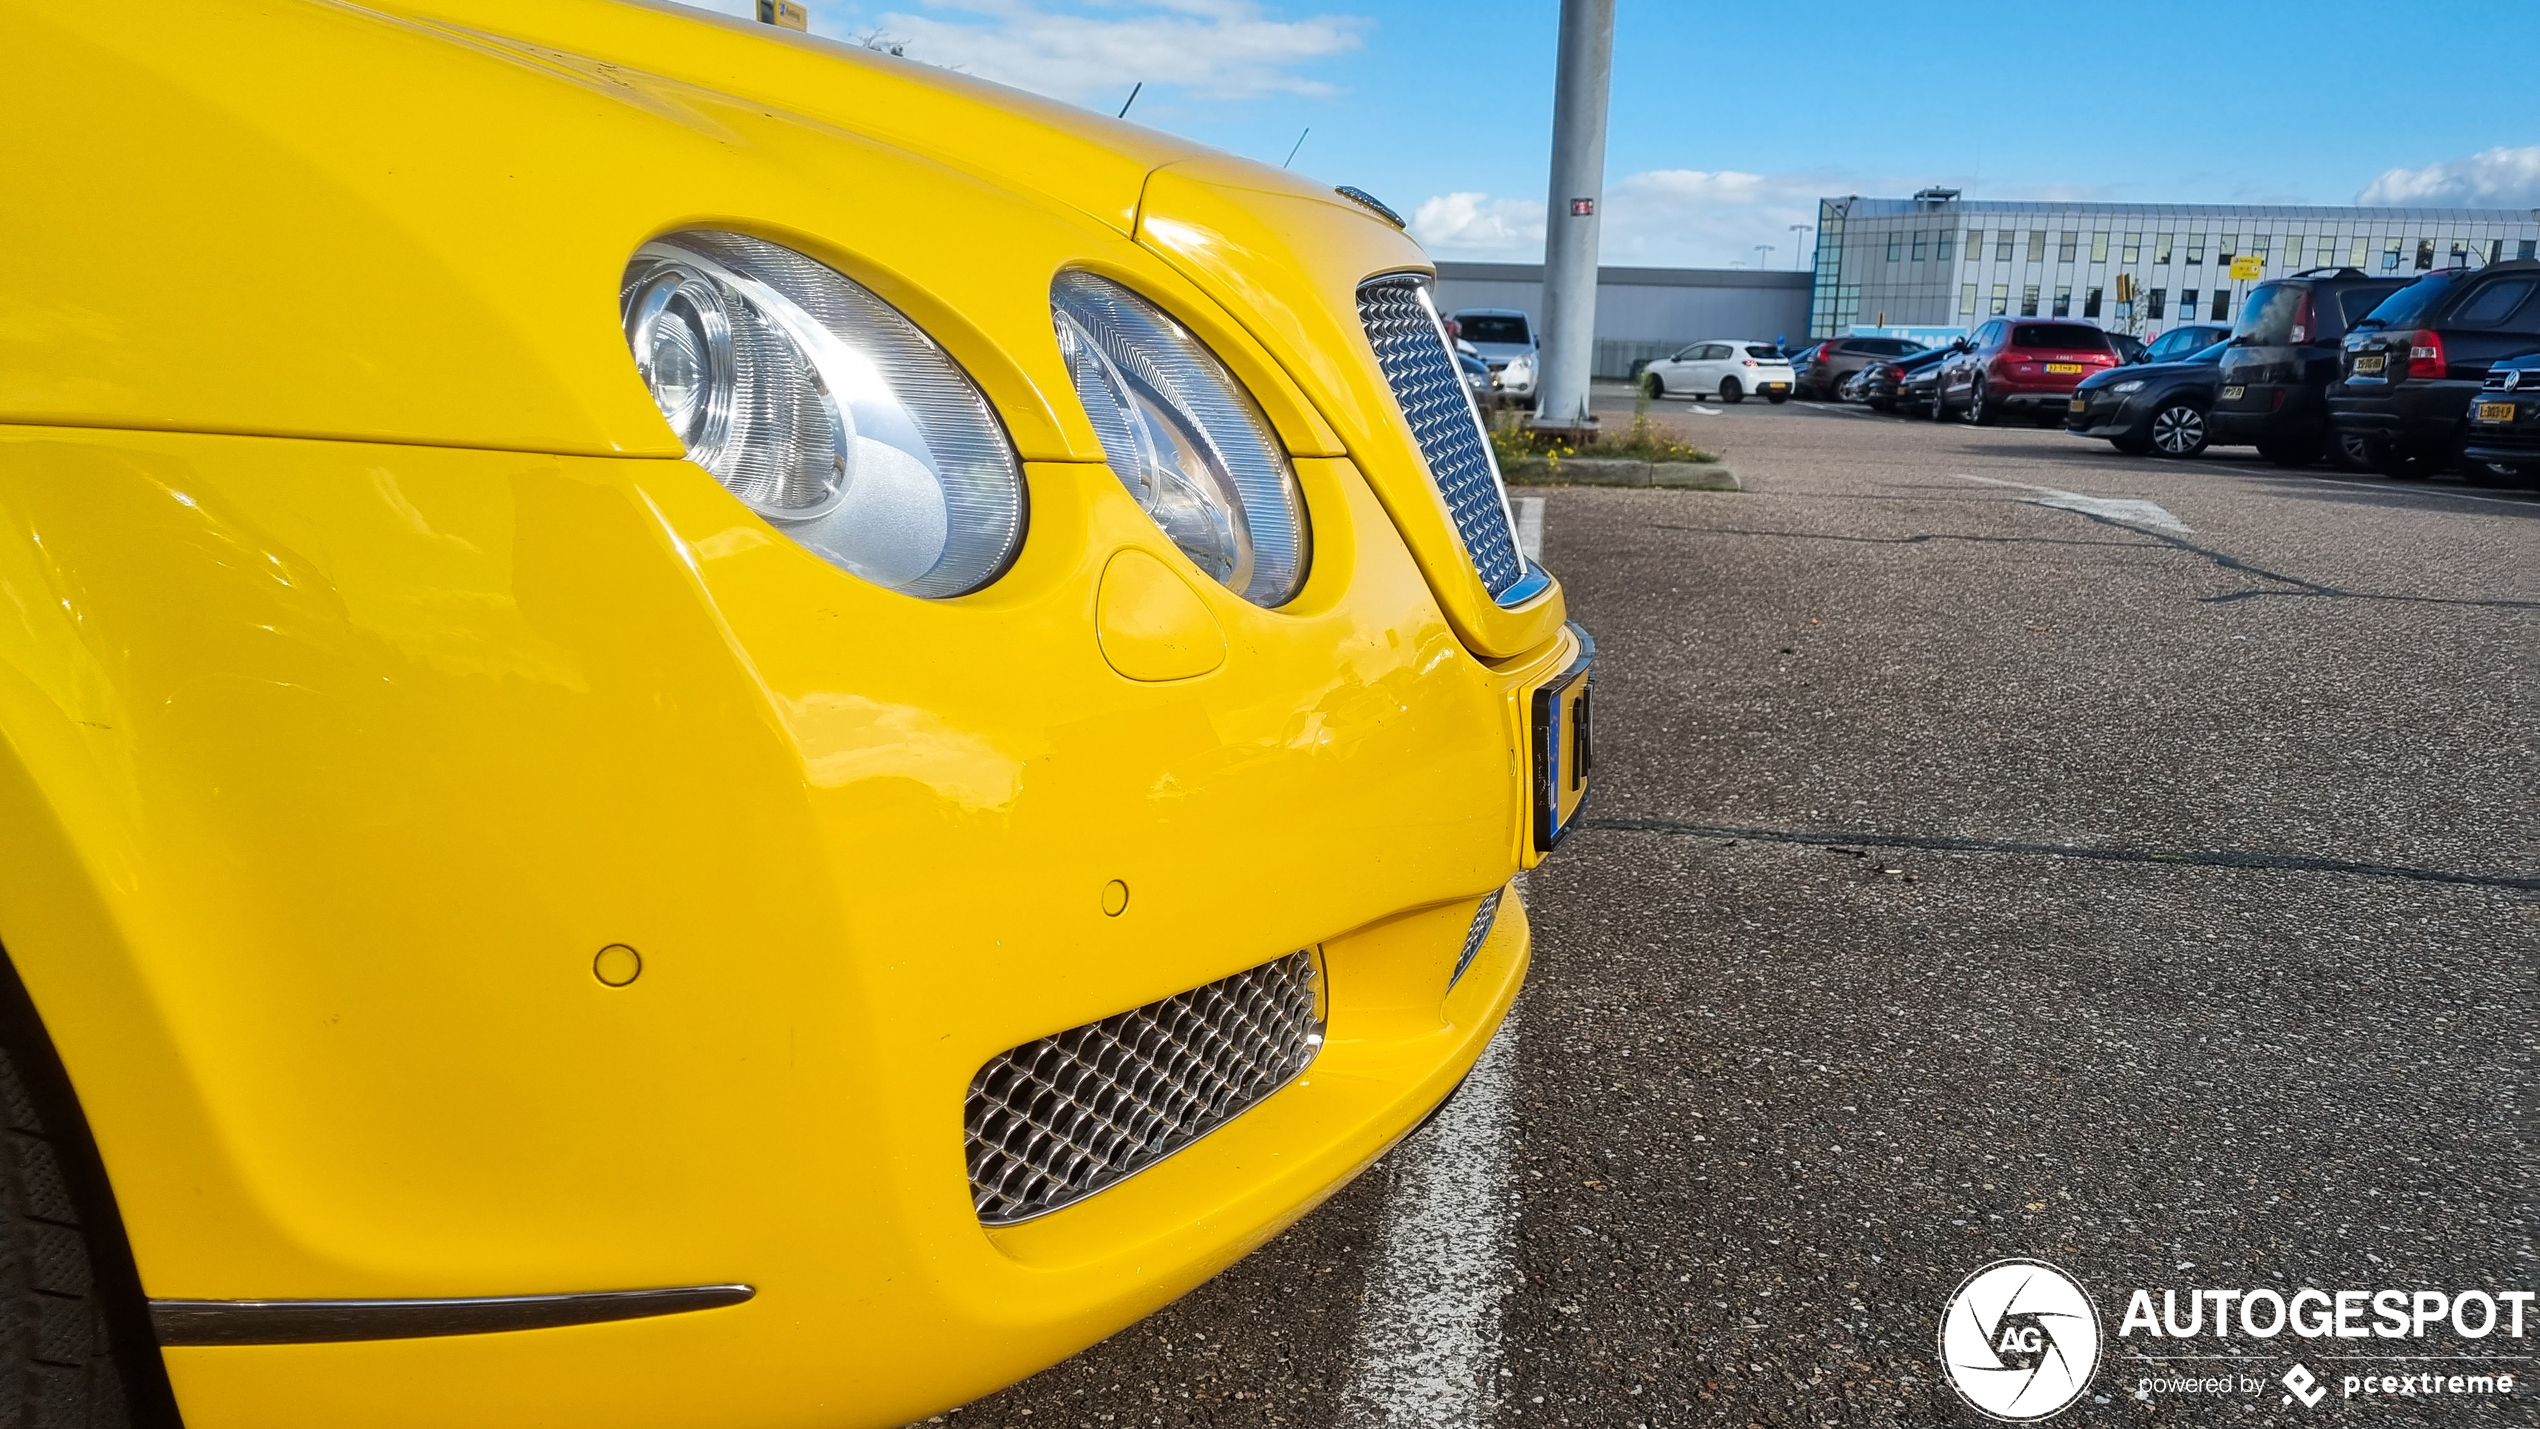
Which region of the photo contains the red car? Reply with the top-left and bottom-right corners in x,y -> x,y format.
1932,319 -> 2123,425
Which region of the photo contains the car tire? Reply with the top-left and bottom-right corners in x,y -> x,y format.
0,965 -> 175,1429
1718,377 -> 1744,405
2109,434 -> 2153,455
1967,376 -> 1998,425
2148,402 -> 2210,457
2369,441 -> 2440,481
1928,383 -> 1951,422
2333,432 -> 2375,471
2257,436 -> 2323,468
1640,372 -> 1664,399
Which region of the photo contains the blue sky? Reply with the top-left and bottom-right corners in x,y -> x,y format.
682,0 -> 2539,267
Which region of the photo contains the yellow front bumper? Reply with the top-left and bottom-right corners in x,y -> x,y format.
0,424 -> 1570,1427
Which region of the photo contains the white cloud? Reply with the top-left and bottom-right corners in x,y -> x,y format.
1409,191 -> 1546,253
1416,167 -> 1924,268
837,0 -> 1369,105
2358,146 -> 2540,207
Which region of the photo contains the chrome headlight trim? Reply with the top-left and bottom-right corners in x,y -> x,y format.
622,232 -> 1026,599
1051,271 -> 1309,608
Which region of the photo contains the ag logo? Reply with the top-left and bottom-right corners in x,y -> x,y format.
1939,1258 -> 2102,1421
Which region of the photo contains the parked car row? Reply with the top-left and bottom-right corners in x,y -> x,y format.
1805,260 -> 2540,483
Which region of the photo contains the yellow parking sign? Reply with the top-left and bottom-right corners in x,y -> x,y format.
757,0 -> 808,29
2228,255 -> 2263,280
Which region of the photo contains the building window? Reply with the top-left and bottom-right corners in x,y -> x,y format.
2348,236 -> 2369,267
2090,232 -> 2110,263
2154,233 -> 2175,264
2083,287 -> 2103,318
2052,285 -> 2072,317
2186,234 -> 2205,264
1911,231 -> 1928,261
1960,284 -> 1978,315
1965,229 -> 1982,260
1995,232 -> 2015,262
2026,231 -> 2046,262
2219,235 -> 2238,263
2020,284 -> 2040,316
2057,232 -> 2077,263
1937,231 -> 1956,261
2179,288 -> 2199,316
2415,238 -> 2434,270
2122,232 -> 2141,263
1989,284 -> 2009,315
2146,288 -> 2166,320
2317,236 -> 2339,266
2384,236 -> 2404,270
2486,239 -> 2503,264
1887,233 -> 1902,262
2210,290 -> 2229,321
2252,234 -> 2269,262
2521,240 -> 2537,261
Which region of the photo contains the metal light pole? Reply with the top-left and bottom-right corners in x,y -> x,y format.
1529,0 -> 1613,438
1756,244 -> 1774,269
1789,224 -> 1813,269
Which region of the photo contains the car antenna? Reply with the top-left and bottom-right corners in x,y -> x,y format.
1283,127 -> 1311,169
1116,82 -> 1142,119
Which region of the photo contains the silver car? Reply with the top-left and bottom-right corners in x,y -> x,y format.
1450,307 -> 1539,403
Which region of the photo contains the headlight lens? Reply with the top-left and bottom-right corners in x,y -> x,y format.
1050,272 -> 1307,607
621,232 -> 1024,598
1506,355 -> 1536,383
2111,380 -> 2145,393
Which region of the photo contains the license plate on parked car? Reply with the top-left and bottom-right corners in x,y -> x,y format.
1529,625 -> 1595,853
2069,397 -> 2088,413
2045,363 -> 2083,374
2222,385 -> 2246,400
2354,354 -> 2386,374
2477,401 -> 2516,423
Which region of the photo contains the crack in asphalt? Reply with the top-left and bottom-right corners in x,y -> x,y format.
1575,816 -> 2540,892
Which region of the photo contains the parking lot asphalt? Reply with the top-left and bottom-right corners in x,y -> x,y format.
947,386 -> 2536,1428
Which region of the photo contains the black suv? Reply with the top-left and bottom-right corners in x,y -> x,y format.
2461,353 -> 2540,484
1797,336 -> 1924,400
2331,259 -> 2540,478
2209,269 -> 2412,466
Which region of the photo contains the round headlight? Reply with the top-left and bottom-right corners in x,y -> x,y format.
1050,272 -> 1307,607
621,233 -> 1024,597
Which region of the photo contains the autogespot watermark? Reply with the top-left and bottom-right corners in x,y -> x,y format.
1939,1261 -> 2532,1420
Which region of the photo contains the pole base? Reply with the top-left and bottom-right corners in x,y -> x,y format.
1522,415 -> 1603,446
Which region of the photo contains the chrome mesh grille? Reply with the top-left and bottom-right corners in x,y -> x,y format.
965,951 -> 1323,1225
1450,888 -> 1505,990
1357,275 -> 1527,596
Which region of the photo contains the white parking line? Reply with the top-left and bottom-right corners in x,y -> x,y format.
1337,1016 -> 1522,1429
1512,496 -> 1544,561
1953,471 -> 2191,533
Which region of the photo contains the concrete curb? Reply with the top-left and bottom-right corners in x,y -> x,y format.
1504,457 -> 1740,491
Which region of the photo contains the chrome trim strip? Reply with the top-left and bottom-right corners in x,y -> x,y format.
149,1283 -> 754,1345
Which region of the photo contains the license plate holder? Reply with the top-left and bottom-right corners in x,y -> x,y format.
2045,362 -> 2084,374
2476,401 -> 2515,423
2354,354 -> 2386,374
1529,625 -> 1596,853
2222,385 -> 2246,401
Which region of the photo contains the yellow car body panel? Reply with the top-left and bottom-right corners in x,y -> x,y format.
0,1 -> 1582,1424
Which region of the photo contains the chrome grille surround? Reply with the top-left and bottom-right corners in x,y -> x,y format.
1450,887 -> 1506,990
1356,275 -> 1532,600
965,951 -> 1323,1225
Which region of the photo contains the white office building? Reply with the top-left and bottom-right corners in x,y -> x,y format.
1807,192 -> 2540,341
